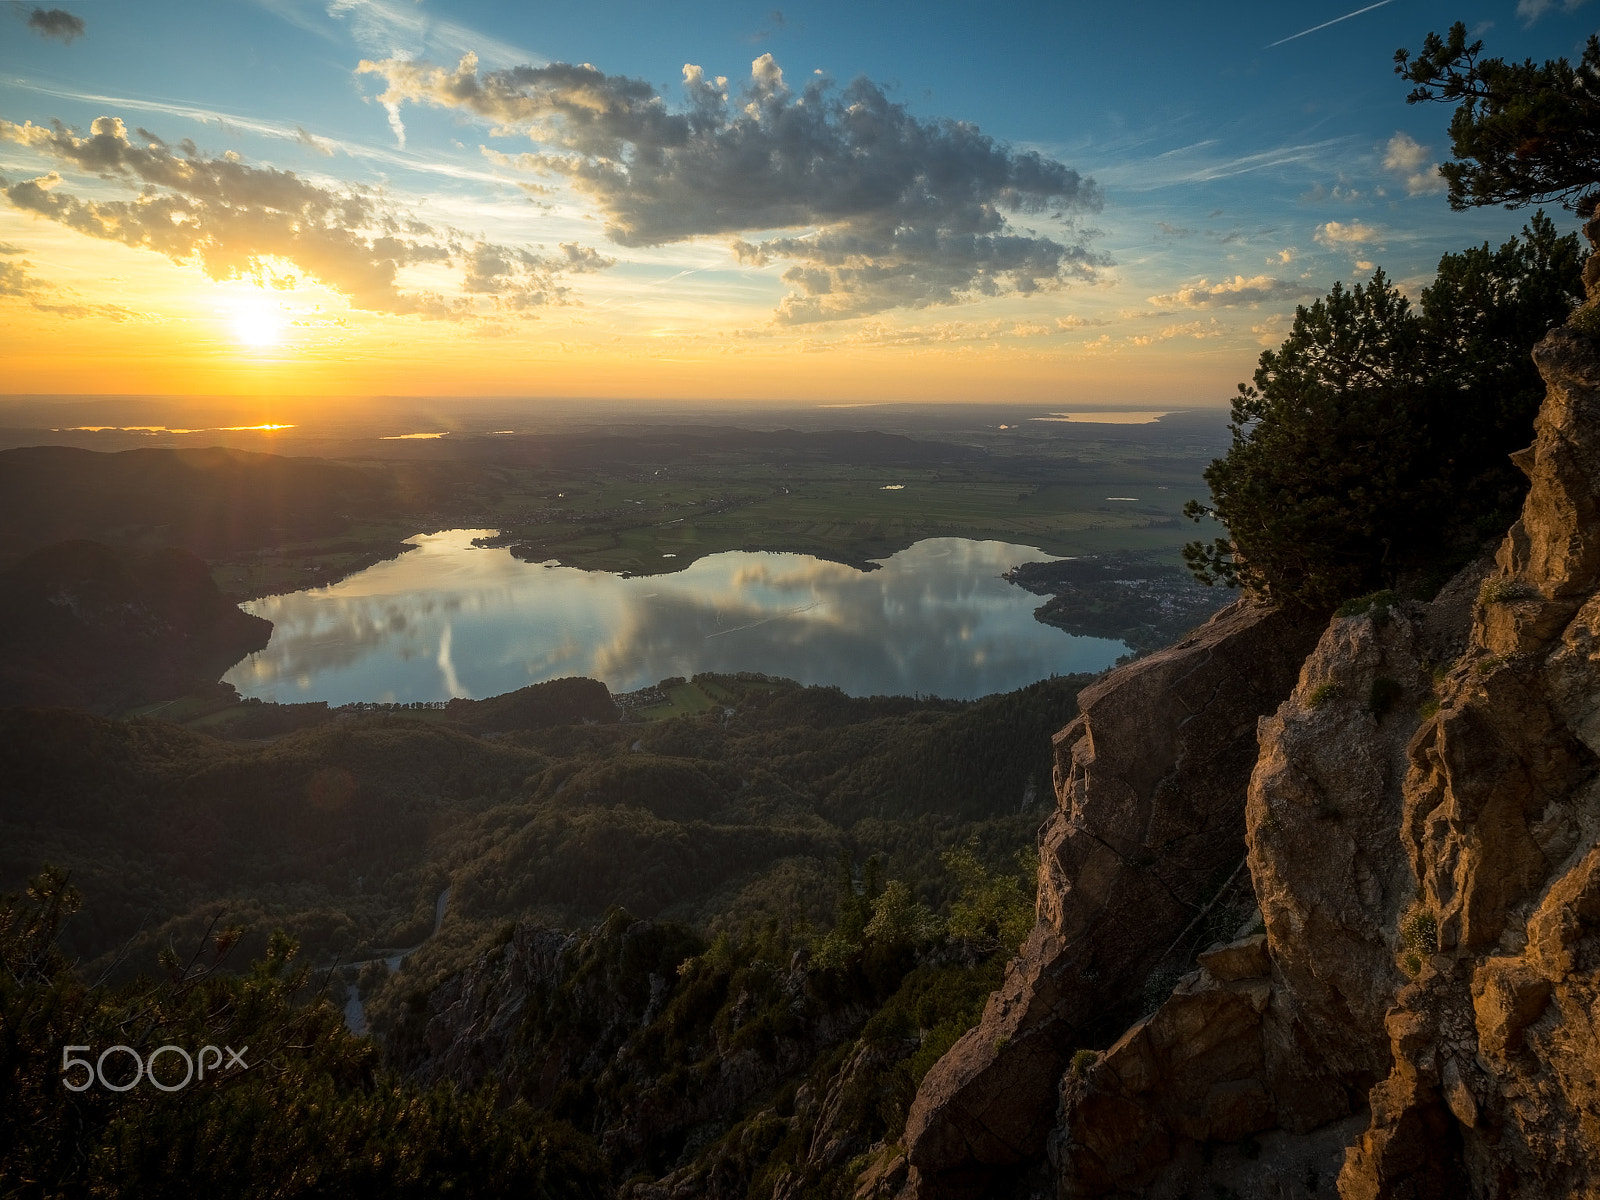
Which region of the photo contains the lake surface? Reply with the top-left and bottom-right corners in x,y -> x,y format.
223,531 -> 1127,703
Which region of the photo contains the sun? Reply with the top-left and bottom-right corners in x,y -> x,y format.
228,293 -> 288,348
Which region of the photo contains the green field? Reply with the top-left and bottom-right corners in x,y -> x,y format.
488,440 -> 1224,578
61,415 -> 1232,596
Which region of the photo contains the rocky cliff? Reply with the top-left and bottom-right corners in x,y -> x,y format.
904,249 -> 1600,1197
902,600 -> 1323,1198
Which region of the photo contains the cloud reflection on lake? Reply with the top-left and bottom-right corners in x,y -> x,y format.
224,531 -> 1127,703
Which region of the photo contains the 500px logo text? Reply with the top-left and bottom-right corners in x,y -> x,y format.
61,1045 -> 249,1092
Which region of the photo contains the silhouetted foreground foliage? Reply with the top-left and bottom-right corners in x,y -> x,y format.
1397,23 -> 1600,216
1184,215 -> 1584,611
0,869 -> 608,1199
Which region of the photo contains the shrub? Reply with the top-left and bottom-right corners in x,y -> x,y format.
1336,590 -> 1402,620
1307,682 -> 1342,707
1479,576 -> 1541,605
1400,903 -> 1439,956
1070,1048 -> 1100,1079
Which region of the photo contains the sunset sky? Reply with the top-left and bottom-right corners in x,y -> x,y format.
1,0 -> 1594,404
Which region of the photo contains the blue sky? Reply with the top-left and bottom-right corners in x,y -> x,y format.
0,0 -> 1593,402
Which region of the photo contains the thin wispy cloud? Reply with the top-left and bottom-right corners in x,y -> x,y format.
253,0 -> 542,69
1100,137 -> 1351,191
1267,1 -> 1395,49
6,79 -> 514,186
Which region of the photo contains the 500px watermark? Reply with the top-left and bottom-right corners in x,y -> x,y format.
61,1045 -> 249,1092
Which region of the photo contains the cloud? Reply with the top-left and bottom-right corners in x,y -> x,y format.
1315,219 -> 1382,249
1299,176 -> 1363,204
1146,274 -> 1315,308
1515,0 -> 1591,25
0,245 -> 149,320
1127,319 -> 1224,346
26,7 -> 84,43
1011,320 -> 1053,337
293,125 -> 336,156
361,52 -> 1106,322
1251,315 -> 1289,346
261,0 -> 539,70
0,114 -> 611,315
1383,132 -> 1446,196
1106,138 -> 1348,191
0,258 -> 40,296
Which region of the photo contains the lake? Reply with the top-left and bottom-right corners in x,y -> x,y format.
223,530 -> 1127,703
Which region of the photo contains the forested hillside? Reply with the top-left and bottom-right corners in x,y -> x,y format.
2,670 -> 1089,1197
0,672 -> 1085,980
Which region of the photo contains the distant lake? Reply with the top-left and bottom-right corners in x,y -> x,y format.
223,530 -> 1127,703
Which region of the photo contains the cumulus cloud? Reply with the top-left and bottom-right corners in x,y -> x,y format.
0,258 -> 40,297
1515,0 -> 1590,25
360,52 -> 1106,321
1315,219 -> 1382,249
0,114 -> 611,316
27,7 -> 84,42
1383,132 -> 1446,196
1055,314 -> 1104,330
1146,274 -> 1315,309
1126,319 -> 1223,347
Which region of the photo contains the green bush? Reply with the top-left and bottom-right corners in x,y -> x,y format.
1336,590 -> 1401,620
1478,576 -> 1542,605
1400,903 -> 1439,956
1307,682 -> 1342,707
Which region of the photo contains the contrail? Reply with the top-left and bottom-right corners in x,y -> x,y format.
1267,0 -> 1396,48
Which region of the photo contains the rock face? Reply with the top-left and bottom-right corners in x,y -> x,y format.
901,599 -> 1322,1198
1051,574 -> 1480,1197
911,288 -> 1600,1195
1340,322 -> 1600,1198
